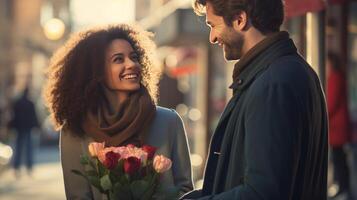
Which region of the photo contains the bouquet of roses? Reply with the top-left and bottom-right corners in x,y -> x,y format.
72,142 -> 176,200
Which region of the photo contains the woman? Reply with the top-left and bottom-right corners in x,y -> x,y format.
44,24 -> 193,199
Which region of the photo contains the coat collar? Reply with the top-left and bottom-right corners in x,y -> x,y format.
229,32 -> 297,94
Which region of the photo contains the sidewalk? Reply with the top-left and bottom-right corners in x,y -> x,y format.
0,146 -> 65,200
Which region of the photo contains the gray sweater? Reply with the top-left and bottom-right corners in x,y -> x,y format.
60,106 -> 194,199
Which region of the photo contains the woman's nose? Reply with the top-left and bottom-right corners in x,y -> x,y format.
125,58 -> 136,69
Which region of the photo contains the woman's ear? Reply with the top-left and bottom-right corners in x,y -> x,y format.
232,11 -> 249,31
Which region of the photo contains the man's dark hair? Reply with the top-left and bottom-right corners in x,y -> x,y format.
193,0 -> 284,34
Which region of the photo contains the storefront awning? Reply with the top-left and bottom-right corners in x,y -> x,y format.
285,0 -> 325,18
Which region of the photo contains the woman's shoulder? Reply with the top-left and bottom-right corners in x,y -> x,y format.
60,127 -> 91,147
155,106 -> 180,121
145,107 -> 184,147
149,106 -> 183,130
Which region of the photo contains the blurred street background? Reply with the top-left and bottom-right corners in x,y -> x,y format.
0,145 -> 64,200
0,0 -> 357,199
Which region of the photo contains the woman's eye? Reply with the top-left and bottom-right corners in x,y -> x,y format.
131,54 -> 139,62
113,57 -> 124,63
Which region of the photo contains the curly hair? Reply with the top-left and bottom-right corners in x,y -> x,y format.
44,24 -> 160,134
193,0 -> 284,34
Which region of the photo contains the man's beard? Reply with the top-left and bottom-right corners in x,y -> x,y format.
222,31 -> 244,61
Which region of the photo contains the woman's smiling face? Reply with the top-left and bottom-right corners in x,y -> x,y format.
104,39 -> 141,93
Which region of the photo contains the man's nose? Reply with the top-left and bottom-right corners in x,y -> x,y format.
209,30 -> 218,44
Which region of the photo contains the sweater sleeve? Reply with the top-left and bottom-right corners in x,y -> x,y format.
171,111 -> 195,197
60,129 -> 94,200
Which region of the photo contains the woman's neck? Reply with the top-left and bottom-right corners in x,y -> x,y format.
117,91 -> 129,104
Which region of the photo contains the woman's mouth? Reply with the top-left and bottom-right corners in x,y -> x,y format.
120,73 -> 139,81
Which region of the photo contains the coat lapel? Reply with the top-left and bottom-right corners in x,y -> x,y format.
217,95 -> 238,126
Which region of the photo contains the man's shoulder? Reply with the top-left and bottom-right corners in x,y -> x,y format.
259,54 -> 317,86
245,54 -> 321,100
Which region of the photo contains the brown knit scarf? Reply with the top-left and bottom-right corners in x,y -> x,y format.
81,85 -> 156,147
232,31 -> 289,82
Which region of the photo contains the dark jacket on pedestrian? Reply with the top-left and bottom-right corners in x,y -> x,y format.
182,32 -> 328,200
10,89 -> 39,133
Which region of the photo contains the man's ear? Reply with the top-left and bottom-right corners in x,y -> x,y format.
232,11 -> 249,31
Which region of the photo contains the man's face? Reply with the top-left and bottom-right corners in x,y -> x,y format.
205,2 -> 245,60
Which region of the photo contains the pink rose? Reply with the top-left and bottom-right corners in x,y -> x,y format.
88,142 -> 105,157
98,147 -> 117,163
124,156 -> 141,175
142,145 -> 157,160
102,151 -> 121,170
112,146 -> 128,156
153,155 -> 172,173
125,146 -> 148,164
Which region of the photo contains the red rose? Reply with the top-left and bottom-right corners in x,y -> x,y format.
103,151 -> 121,170
124,157 -> 141,175
142,145 -> 157,160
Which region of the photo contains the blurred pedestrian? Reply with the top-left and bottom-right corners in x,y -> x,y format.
9,87 -> 39,177
326,52 -> 351,199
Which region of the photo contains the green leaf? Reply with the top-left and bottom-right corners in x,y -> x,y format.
130,180 -> 150,199
88,176 -> 103,192
112,182 -> 132,200
80,155 -> 90,165
96,159 -> 107,177
112,182 -> 122,190
141,182 -> 157,200
143,173 -> 153,182
84,170 -> 98,177
110,191 -> 132,200
100,174 -> 112,191
149,173 -> 159,185
88,157 -> 98,170
110,160 -> 124,182
119,174 -> 130,185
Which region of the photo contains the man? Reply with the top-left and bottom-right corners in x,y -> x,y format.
9,87 -> 39,177
181,0 -> 328,199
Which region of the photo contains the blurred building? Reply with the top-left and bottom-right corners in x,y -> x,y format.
0,0 -> 14,140
0,0 -> 71,143
285,0 -> 357,141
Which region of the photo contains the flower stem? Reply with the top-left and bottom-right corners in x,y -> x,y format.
106,191 -> 111,200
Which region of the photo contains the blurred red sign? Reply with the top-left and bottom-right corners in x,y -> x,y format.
169,64 -> 197,77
